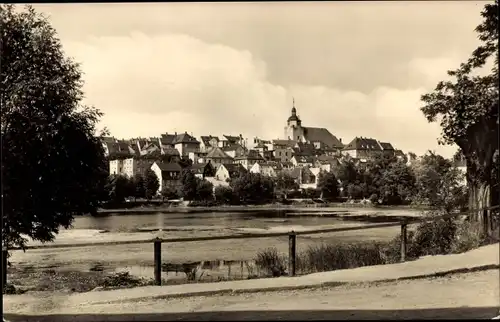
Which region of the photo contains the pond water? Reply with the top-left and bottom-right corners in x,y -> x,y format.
11,208 -> 421,286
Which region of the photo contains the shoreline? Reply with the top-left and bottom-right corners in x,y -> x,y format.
96,204 -> 426,214
93,204 -> 425,223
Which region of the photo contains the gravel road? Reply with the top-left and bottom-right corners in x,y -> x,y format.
5,270 -> 499,321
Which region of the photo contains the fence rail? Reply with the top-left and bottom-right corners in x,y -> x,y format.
2,205 -> 499,288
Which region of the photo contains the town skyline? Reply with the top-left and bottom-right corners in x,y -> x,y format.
32,1 -> 488,158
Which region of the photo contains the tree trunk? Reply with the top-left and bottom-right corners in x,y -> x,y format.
468,180 -> 491,231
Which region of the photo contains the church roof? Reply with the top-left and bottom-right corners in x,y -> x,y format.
303,127 -> 344,149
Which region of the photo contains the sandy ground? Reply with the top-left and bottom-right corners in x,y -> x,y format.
4,270 -> 499,320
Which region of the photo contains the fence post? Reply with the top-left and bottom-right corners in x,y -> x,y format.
288,231 -> 296,277
2,248 -> 7,292
400,223 -> 407,263
154,238 -> 162,286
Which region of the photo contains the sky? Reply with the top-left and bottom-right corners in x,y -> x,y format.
31,1 -> 489,157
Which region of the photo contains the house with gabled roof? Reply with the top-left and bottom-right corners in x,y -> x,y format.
315,155 -> 341,173
215,163 -> 247,182
222,144 -> 246,158
235,149 -> 266,170
286,166 -> 317,188
188,162 -> 215,179
379,141 -> 395,157
173,132 -> 200,157
151,161 -> 183,193
205,146 -> 234,166
342,137 -> 384,160
159,133 -> 177,150
291,155 -> 316,167
218,134 -> 245,149
199,135 -> 220,152
249,162 -> 277,177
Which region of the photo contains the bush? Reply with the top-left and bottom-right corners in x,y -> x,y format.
302,188 -> 320,199
188,199 -> 218,207
214,186 -> 235,204
410,218 -> 458,256
297,243 -> 385,273
450,220 -> 484,254
254,248 -> 287,277
101,272 -> 144,288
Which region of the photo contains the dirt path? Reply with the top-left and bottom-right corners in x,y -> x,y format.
5,270 -> 499,321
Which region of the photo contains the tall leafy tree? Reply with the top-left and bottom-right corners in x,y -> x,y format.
275,171 -> 299,198
144,169 -> 159,200
132,173 -> 145,200
317,171 -> 339,201
420,1 -> 498,222
413,152 -> 467,212
1,5 -> 108,249
378,160 -> 416,205
195,179 -> 214,201
232,173 -> 275,204
179,169 -> 198,200
106,175 -> 131,204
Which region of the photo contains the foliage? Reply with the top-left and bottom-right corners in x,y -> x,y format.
377,160 -> 416,205
302,187 -> 319,199
254,248 -> 287,277
195,179 -> 214,201
1,5 -> 108,249
132,174 -> 145,200
179,170 -> 198,201
105,175 -> 133,203
161,186 -> 178,200
297,243 -> 385,273
231,173 -> 275,204
214,186 -> 235,204
179,169 -> 214,201
420,1 -> 498,219
143,169 -> 159,199
317,171 -> 339,200
412,151 -> 468,212
337,157 -> 366,198
275,171 -> 299,194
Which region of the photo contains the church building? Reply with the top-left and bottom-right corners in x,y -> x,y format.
283,99 -> 344,153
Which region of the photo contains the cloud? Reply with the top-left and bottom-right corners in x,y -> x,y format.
62,30 -> 461,157
37,2 -> 484,93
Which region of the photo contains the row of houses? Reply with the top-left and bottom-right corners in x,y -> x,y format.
142,158 -> 329,195
105,134 -> 408,176
103,102 -> 416,192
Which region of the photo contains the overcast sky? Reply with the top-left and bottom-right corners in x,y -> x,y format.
32,1 -> 488,157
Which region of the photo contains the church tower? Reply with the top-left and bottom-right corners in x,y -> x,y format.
284,98 -> 304,141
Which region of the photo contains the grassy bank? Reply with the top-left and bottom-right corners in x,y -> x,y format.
254,219 -> 499,277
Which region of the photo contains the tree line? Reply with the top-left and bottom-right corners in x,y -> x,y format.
103,150 -> 468,210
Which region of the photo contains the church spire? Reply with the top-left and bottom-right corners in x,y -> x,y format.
291,97 -> 296,115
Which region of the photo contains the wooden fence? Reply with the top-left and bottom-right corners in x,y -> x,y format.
2,205 -> 499,288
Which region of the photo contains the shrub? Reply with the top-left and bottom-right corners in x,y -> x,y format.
410,218 -> 458,256
254,247 -> 287,277
101,272 -> 144,288
450,220 -> 484,254
214,186 -> 235,204
188,199 -> 218,207
297,243 -> 385,273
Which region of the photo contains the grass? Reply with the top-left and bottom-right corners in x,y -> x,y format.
254,218 -> 499,277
